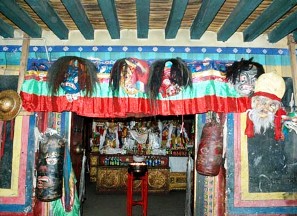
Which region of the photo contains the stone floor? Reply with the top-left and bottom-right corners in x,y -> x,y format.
82,182 -> 187,216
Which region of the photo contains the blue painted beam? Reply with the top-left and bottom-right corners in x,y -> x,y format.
243,0 -> 297,42
165,0 -> 189,39
190,0 -> 225,39
0,19 -> 14,38
217,0 -> 263,42
61,0 -> 94,40
0,0 -> 41,38
97,0 -> 120,39
136,0 -> 150,38
268,11 -> 297,43
25,0 -> 69,39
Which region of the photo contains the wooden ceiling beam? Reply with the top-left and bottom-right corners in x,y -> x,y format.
268,11 -> 297,43
17,33 -> 30,94
61,0 -> 94,40
190,0 -> 225,39
136,0 -> 150,38
97,0 -> 120,39
25,0 -> 68,40
243,0 -> 297,42
165,0 -> 189,39
0,19 -> 14,38
0,0 -> 41,38
217,0 -> 263,42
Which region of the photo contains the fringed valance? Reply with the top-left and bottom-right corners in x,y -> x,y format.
20,59 -> 251,118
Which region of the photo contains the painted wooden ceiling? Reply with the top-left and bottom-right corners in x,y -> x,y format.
0,0 -> 297,43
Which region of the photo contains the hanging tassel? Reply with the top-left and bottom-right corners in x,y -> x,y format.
79,150 -> 86,203
245,110 -> 255,138
0,121 -> 6,160
185,155 -> 193,216
10,119 -> 14,140
274,108 -> 287,140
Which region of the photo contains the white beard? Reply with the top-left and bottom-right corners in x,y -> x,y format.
248,109 -> 275,134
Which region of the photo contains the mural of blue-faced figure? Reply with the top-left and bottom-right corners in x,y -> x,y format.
226,58 -> 265,97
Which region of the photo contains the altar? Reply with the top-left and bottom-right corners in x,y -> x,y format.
88,116 -> 193,193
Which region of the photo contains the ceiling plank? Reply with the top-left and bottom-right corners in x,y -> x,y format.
165,0 -> 189,39
190,0 -> 225,39
61,0 -> 94,40
0,19 -> 14,38
25,0 -> 68,39
243,0 -> 297,42
268,11 -> 297,43
136,0 -> 150,38
217,0 -> 263,42
97,0 -> 120,39
0,0 -> 41,38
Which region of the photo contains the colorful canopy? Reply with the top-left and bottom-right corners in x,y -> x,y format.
20,59 -> 251,118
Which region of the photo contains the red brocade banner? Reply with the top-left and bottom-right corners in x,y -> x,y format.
20,93 -> 250,118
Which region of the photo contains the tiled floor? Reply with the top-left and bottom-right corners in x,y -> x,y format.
82,182 -> 187,216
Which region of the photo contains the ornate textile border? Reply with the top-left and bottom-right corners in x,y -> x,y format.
0,45 -> 290,55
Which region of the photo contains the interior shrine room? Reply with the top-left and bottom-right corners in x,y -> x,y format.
0,1 -> 297,216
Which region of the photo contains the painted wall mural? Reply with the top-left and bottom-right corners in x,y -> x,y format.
0,116 -> 35,214
227,113 -> 297,215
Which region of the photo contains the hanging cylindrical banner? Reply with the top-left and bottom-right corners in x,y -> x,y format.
36,129 -> 65,201
196,115 -> 224,176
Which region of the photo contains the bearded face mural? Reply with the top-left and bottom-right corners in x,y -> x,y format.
226,58 -> 264,97
245,72 -> 286,140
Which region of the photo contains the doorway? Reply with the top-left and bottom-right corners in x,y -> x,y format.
69,113 -> 195,215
